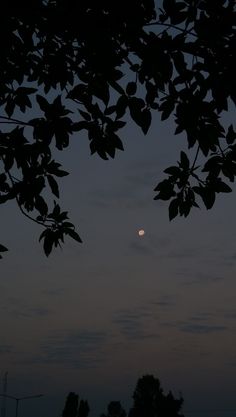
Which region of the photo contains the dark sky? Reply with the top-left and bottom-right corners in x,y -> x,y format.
1,108 -> 236,417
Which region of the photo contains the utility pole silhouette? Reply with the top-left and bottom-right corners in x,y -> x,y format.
1,372 -> 8,417
0,394 -> 43,417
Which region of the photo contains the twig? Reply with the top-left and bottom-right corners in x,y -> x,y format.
144,21 -> 197,38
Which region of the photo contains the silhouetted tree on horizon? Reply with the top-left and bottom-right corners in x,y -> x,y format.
129,375 -> 184,417
62,392 -> 89,417
0,0 -> 235,257
99,374 -> 184,417
101,401 -> 127,417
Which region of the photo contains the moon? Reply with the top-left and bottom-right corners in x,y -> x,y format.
138,229 -> 145,237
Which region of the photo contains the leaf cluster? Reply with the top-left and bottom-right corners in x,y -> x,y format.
0,0 -> 235,257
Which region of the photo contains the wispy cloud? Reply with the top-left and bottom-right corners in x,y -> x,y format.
113,307 -> 159,341
175,270 -> 224,286
151,294 -> 176,309
129,241 -> 154,256
129,234 -> 171,257
167,246 -> 200,259
41,288 -> 65,297
1,296 -> 51,318
10,306 -> 51,318
33,329 -> 109,369
0,344 -> 13,354
179,322 -> 227,334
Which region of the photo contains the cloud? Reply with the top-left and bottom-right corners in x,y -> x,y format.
151,294 -> 176,309
217,308 -> 236,320
10,306 -> 51,318
129,234 -> 171,257
129,241 -> 154,256
175,270 -> 224,286
41,288 -> 65,297
188,314 -> 212,322
86,156 -> 164,211
167,247 -> 200,259
33,329 -> 109,369
2,296 -> 51,318
0,344 -> 13,354
113,307 -> 159,341
179,323 -> 227,334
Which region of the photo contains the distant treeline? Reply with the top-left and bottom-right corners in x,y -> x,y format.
62,375 -> 184,417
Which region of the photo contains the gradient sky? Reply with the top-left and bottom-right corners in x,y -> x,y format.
1,106 -> 236,417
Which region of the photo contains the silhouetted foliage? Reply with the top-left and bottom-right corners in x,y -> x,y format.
63,393 -> 79,417
101,401 -> 127,417
64,376 -> 183,417
0,0 -> 235,256
129,375 -> 184,417
62,393 -> 89,417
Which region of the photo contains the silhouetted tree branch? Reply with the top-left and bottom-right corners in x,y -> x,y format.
0,0 -> 235,257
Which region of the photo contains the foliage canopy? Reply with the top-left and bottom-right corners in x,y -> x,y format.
129,375 -> 184,417
0,0 -> 235,256
63,375 -> 184,417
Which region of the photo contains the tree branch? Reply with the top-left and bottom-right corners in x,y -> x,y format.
144,21 -> 197,38
6,169 -> 53,229
0,116 -> 31,126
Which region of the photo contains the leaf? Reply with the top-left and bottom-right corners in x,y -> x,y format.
154,179 -> 176,200
129,97 -> 145,127
67,84 -> 88,101
180,151 -> 189,170
72,121 -> 90,131
215,181 -> 232,193
226,124 -> 236,145
202,189 -> 216,209
169,198 -> 179,220
62,222 -> 74,228
164,166 -> 181,177
43,232 -> 54,257
160,100 -> 175,121
66,228 -> 82,243
112,134 -> 124,151
54,169 -> 69,177
109,80 -> 125,95
116,95 -> 128,119
163,0 -> 175,14
202,156 -> 222,172
110,120 -> 126,131
126,82 -> 137,96
173,51 -> 186,74
194,186 -> 215,210
16,87 -> 37,95
47,175 -> 59,198
36,95 -> 49,113
5,100 -> 15,117
91,81 -> 110,105
79,110 -> 91,121
0,244 -> 8,252
35,196 -> 48,216
140,109 -> 152,135
104,105 -> 116,115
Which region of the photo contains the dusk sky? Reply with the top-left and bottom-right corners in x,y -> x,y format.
1,105 -> 236,417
